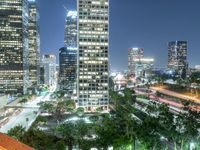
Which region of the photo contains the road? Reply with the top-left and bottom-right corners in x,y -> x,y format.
135,87 -> 200,111
150,87 -> 200,104
0,93 -> 51,133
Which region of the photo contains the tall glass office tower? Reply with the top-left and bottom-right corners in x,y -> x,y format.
59,11 -> 77,93
128,48 -> 144,76
59,47 -> 76,93
0,0 -> 29,94
168,41 -> 188,77
77,0 -> 109,111
28,0 -> 40,85
64,11 -> 77,47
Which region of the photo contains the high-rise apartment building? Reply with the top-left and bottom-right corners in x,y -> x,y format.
0,0 -> 29,94
59,47 -> 76,93
28,0 -> 40,85
42,55 -> 56,87
168,41 -> 188,77
77,0 -> 109,111
128,48 -> 144,76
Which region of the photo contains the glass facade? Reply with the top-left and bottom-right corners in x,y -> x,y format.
168,41 -> 188,76
64,11 -> 77,48
28,0 -> 40,85
61,10 -> 77,94
59,47 -> 76,93
77,0 -> 109,111
0,0 -> 29,94
128,48 -> 144,76
134,58 -> 154,78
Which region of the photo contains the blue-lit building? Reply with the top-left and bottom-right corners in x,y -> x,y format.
64,11 -> 77,47
59,47 -> 77,93
59,10 -> 77,94
28,0 -> 40,86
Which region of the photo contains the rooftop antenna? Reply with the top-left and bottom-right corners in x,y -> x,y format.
63,5 -> 68,12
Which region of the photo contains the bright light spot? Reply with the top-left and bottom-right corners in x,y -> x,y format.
67,11 -> 77,18
190,142 -> 195,150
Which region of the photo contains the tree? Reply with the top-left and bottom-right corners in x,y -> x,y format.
55,100 -> 75,117
7,125 -> 26,141
95,115 -> 117,149
76,107 -> 84,117
178,104 -> 200,149
23,128 -> 55,150
106,88 -> 139,150
55,140 -> 66,150
56,122 -> 76,150
40,102 -> 54,114
19,98 -> 28,104
75,120 -> 90,148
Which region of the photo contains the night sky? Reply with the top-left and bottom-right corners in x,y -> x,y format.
38,0 -> 200,71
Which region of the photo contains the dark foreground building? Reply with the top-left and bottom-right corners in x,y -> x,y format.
59,47 -> 76,94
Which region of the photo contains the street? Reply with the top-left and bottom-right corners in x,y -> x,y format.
0,93 -> 51,133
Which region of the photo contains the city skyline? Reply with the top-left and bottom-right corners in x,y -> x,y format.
38,0 -> 200,71
1,1 -> 200,149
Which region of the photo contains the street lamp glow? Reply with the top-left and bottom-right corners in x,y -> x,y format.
190,142 -> 195,150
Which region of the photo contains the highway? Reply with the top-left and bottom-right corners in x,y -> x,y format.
135,87 -> 200,112
0,93 -> 51,133
150,86 -> 200,104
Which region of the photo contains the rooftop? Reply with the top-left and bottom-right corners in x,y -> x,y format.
0,132 -> 35,150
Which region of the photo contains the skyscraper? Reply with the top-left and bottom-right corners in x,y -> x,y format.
77,0 -> 109,111
134,58 -> 154,78
128,48 -> 144,76
59,10 -> 77,94
168,41 -> 188,77
0,0 -> 29,94
42,54 -> 56,88
59,47 -> 76,94
28,0 -> 40,85
64,11 -> 77,47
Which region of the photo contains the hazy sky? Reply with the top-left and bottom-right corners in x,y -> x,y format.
38,0 -> 200,71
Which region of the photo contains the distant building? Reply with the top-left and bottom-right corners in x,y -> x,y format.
113,73 -> 127,91
64,11 -> 77,47
28,0 -> 40,85
59,47 -> 76,94
77,0 -> 109,111
128,48 -> 154,79
39,65 -> 45,85
195,65 -> 200,71
0,0 -> 29,94
42,55 -> 56,87
167,41 -> 188,78
128,48 -> 144,76
134,58 -> 154,78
